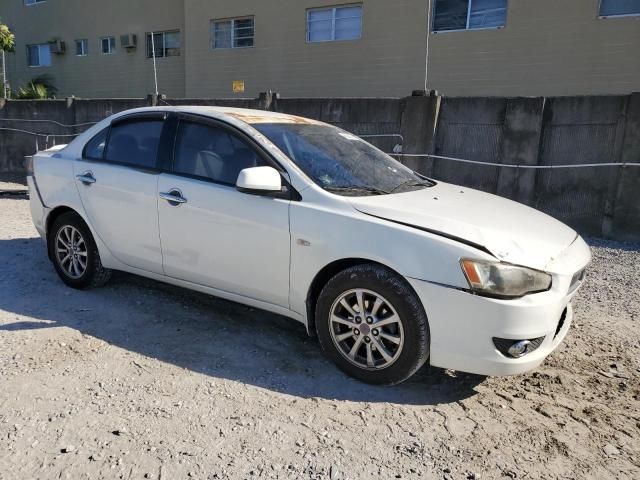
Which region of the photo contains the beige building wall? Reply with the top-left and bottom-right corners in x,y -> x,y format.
0,0 -> 185,98
428,0 -> 640,97
1,0 -> 639,99
183,0 -> 430,98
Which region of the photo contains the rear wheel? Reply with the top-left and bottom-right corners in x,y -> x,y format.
316,264 -> 430,385
48,212 -> 112,289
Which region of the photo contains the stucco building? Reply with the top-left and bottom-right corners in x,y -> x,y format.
1,0 -> 639,98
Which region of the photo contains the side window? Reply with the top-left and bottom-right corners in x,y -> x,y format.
83,127 -> 108,160
173,121 -> 266,185
104,119 -> 164,169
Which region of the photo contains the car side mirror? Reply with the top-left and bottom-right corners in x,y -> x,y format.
236,166 -> 282,195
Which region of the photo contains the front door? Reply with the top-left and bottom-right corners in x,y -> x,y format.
157,116 -> 291,307
73,114 -> 166,274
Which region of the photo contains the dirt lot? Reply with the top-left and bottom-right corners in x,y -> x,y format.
0,194 -> 638,480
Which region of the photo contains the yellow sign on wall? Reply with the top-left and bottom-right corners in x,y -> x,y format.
232,80 -> 245,93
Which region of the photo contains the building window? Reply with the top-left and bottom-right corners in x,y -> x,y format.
27,44 -> 51,67
101,36 -> 115,54
599,0 -> 640,17
146,30 -> 181,58
212,17 -> 255,49
24,0 -> 46,5
307,5 -> 363,42
75,39 -> 88,56
432,0 -> 507,32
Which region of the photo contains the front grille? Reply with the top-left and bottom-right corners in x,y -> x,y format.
554,307 -> 568,339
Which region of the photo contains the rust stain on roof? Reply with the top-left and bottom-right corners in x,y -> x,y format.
225,111 -> 323,125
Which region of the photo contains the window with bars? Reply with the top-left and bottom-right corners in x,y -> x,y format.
212,17 -> 255,49
146,31 -> 181,58
432,0 -> 507,32
307,5 -> 363,42
599,0 -> 640,17
27,44 -> 51,67
75,39 -> 88,56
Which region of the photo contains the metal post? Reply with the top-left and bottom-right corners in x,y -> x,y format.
2,50 -> 7,98
424,0 -> 432,92
150,31 -> 159,96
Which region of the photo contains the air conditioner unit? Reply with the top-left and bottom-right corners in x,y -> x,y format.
120,34 -> 137,50
49,40 -> 66,54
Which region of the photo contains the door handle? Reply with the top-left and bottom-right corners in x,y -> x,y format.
76,171 -> 96,185
159,189 -> 187,205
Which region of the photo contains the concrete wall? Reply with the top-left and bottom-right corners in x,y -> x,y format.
0,0 -> 185,98
0,93 -> 638,241
274,97 -> 404,153
428,0 -> 640,97
427,94 -> 640,241
0,96 -> 147,172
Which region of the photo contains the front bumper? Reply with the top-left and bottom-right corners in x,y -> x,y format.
407,236 -> 590,376
408,278 -> 576,375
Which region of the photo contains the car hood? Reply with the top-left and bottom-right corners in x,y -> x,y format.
348,182 -> 578,271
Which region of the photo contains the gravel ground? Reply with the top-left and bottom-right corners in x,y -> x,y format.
0,195 -> 638,480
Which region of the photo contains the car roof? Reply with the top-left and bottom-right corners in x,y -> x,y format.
115,106 -> 324,126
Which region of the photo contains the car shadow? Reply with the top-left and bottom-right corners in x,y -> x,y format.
0,192 -> 29,200
0,237 -> 485,405
0,173 -> 27,186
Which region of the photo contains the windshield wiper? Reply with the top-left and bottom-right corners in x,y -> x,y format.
325,186 -> 390,196
390,179 -> 434,193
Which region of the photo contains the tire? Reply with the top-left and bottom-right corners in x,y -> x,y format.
315,264 -> 430,385
48,211 -> 112,289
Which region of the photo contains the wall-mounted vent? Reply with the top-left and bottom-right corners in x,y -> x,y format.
49,40 -> 66,54
120,34 -> 137,49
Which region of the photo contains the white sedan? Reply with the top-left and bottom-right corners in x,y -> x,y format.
27,107 -> 591,385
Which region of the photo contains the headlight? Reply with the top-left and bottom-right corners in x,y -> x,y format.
460,258 -> 552,298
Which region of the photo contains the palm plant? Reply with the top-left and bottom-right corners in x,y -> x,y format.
0,22 -> 14,52
15,74 -> 58,99
0,20 -> 15,98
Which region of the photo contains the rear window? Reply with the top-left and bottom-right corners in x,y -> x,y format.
104,118 -> 164,169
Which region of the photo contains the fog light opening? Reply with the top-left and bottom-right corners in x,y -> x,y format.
493,336 -> 545,358
507,340 -> 532,358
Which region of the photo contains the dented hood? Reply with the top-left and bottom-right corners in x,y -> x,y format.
349,182 -> 577,271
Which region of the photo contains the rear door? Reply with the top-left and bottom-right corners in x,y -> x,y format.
157,115 -> 291,307
73,113 -> 167,274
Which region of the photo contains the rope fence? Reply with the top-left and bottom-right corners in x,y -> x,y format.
0,118 -> 97,128
0,127 -> 78,138
389,153 -> 640,169
1,126 -> 638,170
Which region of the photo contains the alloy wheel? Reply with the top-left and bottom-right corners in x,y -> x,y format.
329,288 -> 405,370
55,225 -> 88,279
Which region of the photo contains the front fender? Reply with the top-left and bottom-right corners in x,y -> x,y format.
288,200 -> 496,322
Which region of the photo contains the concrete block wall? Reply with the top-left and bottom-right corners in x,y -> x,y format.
0,99 -> 76,172
274,97 -> 404,154
0,93 -> 638,241
0,97 -> 148,173
426,94 -> 640,241
613,93 -> 640,241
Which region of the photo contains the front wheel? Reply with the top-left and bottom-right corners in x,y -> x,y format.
315,264 -> 430,385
